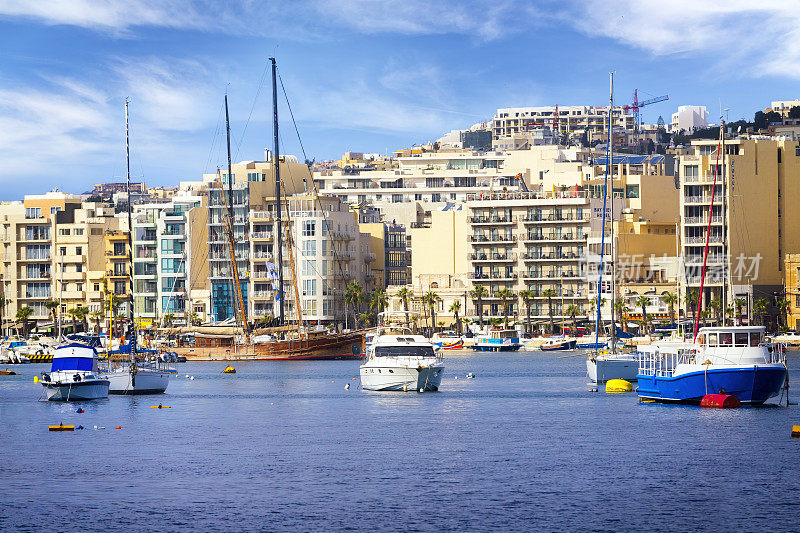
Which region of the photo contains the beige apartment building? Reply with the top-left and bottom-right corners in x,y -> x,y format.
678,137 -> 800,322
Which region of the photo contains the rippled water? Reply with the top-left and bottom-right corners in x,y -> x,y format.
1,350 -> 799,531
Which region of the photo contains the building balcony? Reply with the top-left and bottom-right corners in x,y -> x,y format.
683,216 -> 723,225
684,195 -> 721,204
107,270 -> 129,279
87,290 -> 104,300
58,271 -> 85,281
252,291 -> 275,299
251,232 -> 274,240
520,214 -> 586,224
521,252 -> 579,261
250,211 -> 275,221
469,252 -> 517,262
252,252 -> 274,261
106,251 -> 128,259
521,271 -> 581,280
469,234 -> 517,243
16,254 -> 52,262
59,254 -> 86,263
61,290 -> 86,300
331,231 -> 355,241
522,233 -> 583,243
684,236 -> 724,244
469,272 -> 518,281
364,252 -> 377,262
468,215 -> 516,225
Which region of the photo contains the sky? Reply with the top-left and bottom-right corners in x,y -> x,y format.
0,0 -> 799,199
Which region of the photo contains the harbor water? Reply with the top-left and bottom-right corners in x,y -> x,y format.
1,350 -> 799,531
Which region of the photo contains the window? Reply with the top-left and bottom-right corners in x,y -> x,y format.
392,194 -> 403,203
303,299 -> 318,315
302,221 -> 316,237
114,281 -> 126,295
59,228 -> 70,236
60,247 -> 67,256
431,193 -> 441,202
302,240 -> 316,256
50,206 -> 62,214
113,262 -> 127,276
415,193 -> 422,201
26,226 -> 49,240
74,228 -> 84,236
76,264 -> 82,273
321,221 -> 328,236
91,228 -> 102,235
26,282 -> 51,298
26,245 -> 50,260
302,279 -> 317,296
684,165 -> 699,178
161,258 -> 185,273
162,277 -> 185,292
27,264 -> 50,279
25,207 -> 41,219
76,283 -> 82,292
302,259 -> 316,276
75,246 -> 82,256
321,240 -> 328,256
94,283 -> 101,292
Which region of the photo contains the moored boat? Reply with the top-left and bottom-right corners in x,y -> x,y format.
473,329 -> 521,352
540,337 -> 577,351
431,331 -> 464,350
636,326 -> 787,405
360,327 -> 444,392
39,342 -> 109,401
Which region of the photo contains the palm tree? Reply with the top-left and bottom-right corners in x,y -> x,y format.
344,281 -> 364,329
634,296 -> 650,334
189,311 -> 200,326
496,288 -> 515,329
0,295 -> 7,337
73,306 -> 89,332
45,299 -> 59,331
396,287 -> 413,331
422,291 -> 440,334
614,299 -> 629,333
162,313 -> 175,328
16,306 -> 33,337
66,307 -> 80,333
753,298 -> 769,327
542,288 -> 557,333
734,298 -> 747,325
684,290 -> 699,322
518,289 -> 534,335
662,292 -> 678,325
590,296 -> 606,334
708,297 -> 723,325
449,301 -> 462,335
566,304 -> 580,334
370,288 -> 388,323
90,310 -> 103,333
776,299 -> 790,330
490,317 -> 503,328
470,285 -> 487,327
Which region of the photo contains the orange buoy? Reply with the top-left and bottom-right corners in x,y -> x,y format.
115,425 -> 122,429
700,394 -> 741,409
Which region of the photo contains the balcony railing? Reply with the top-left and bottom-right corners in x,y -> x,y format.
469,234 -> 517,243
522,252 -> 579,261
468,215 -> 515,224
469,272 -> 518,280
469,252 -> 517,261
684,236 -> 724,244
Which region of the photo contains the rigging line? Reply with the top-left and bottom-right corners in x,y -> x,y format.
204,101 -> 226,175
277,70 -> 308,164
233,62 -> 271,160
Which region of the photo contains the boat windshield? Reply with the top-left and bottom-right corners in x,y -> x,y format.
375,346 -> 435,357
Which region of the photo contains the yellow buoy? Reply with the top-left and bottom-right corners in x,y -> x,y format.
222,366 -> 236,374
49,423 -> 74,432
606,379 -> 633,393
150,405 -> 172,409
33,375 -> 39,382
792,425 -> 800,439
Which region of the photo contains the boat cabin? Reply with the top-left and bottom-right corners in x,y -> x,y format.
695,326 -> 764,348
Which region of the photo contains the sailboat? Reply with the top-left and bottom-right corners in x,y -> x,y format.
102,100 -> 169,394
178,58 -> 363,361
586,72 -> 639,383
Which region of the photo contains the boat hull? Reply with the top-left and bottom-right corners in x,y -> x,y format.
42,379 -> 110,401
587,356 -> 639,383
179,332 -> 365,361
360,363 -> 444,391
473,343 -> 521,352
541,340 -> 577,351
637,364 -> 787,405
106,369 -> 169,395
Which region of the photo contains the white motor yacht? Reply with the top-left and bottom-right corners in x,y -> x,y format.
360,326 -> 444,392
40,341 -> 109,401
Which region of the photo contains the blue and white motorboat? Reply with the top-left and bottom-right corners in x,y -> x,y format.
40,340 -> 109,401
540,337 -> 577,351
473,329 -> 522,352
636,326 -> 787,405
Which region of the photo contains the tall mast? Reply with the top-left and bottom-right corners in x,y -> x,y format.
720,119 -> 727,325
608,72 -> 617,352
125,99 -> 135,356
593,72 -> 613,352
223,95 -> 249,339
271,57 -> 285,325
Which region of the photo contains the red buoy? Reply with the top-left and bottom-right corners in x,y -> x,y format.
700,394 -> 741,409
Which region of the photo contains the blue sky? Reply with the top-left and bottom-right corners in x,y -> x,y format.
0,0 -> 798,199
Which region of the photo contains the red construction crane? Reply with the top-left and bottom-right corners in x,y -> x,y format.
622,89 -> 669,141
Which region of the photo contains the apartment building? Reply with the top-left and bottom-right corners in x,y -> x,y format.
492,106 -> 634,144
670,105 -> 709,133
677,137 -> 800,320
131,192 -> 204,327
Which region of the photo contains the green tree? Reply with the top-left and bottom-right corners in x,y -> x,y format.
162,313 -> 174,328
566,304 -> 580,334
662,292 -> 678,325
518,289 -> 534,335
496,288 -> 515,329
776,299 -> 790,330
590,296 -> 606,334
542,288 -> 557,334
708,297 -> 723,325
635,296 -> 650,334
90,310 -> 104,333
753,298 -> 770,327
470,285 -> 488,327
734,298 -> 747,325
396,287 -> 413,331
72,306 -> 89,332
422,291 -> 440,334
789,106 -> 800,119
45,299 -> 60,331
344,281 -> 364,329
685,290 -> 699,322
189,312 -> 200,326
16,306 -> 33,337
449,301 -> 462,335
370,288 -> 388,323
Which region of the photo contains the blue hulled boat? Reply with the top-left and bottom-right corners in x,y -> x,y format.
473,329 -> 521,352
636,326 -> 787,405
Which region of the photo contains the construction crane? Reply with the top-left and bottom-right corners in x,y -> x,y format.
622,89 -> 669,143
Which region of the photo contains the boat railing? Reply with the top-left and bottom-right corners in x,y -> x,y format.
637,348 -> 695,378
